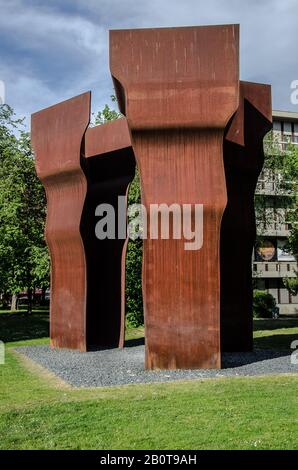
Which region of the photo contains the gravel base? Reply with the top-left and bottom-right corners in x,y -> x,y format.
15,345 -> 297,388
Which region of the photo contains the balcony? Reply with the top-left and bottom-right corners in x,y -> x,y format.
256,223 -> 291,237
252,261 -> 298,278
255,180 -> 295,196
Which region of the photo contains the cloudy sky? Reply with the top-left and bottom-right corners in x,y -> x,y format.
0,0 -> 297,128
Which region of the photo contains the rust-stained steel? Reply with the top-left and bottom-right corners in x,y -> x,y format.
110,25 -> 240,369
31,93 -> 91,351
32,97 -> 135,350
221,81 -> 272,351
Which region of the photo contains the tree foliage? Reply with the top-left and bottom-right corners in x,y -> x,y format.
0,105 -> 49,310
261,133 -> 298,252
126,170 -> 143,327
256,132 -> 298,295
94,95 -> 122,125
253,289 -> 276,319
1,98 -> 144,322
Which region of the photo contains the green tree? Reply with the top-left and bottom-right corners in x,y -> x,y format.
1,98 -> 144,323
256,132 -> 298,295
253,289 -> 276,318
94,95 -> 122,125
0,105 -> 49,312
125,170 -> 143,327
282,145 -> 298,295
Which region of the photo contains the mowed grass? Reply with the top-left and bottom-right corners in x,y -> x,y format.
0,310 -> 297,450
0,309 -> 49,347
253,318 -> 298,350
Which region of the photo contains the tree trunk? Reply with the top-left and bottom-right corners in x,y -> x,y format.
27,288 -> 33,315
11,293 -> 18,311
41,287 -> 46,305
2,293 -> 10,309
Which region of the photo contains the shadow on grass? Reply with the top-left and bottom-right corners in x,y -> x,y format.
125,337 -> 145,347
0,311 -> 49,343
253,318 -> 298,332
221,348 -> 291,368
1,312 -> 297,357
254,333 -> 297,350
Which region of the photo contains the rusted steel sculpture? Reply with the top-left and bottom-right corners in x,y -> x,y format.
32,93 -> 91,351
32,98 -> 135,350
110,25 -> 240,369
221,81 -> 272,351
32,24 -> 271,369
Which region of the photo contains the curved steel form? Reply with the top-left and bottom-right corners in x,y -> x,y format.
31,24 -> 272,370
221,81 -> 272,351
32,98 -> 135,350
31,93 -> 91,351
110,25 -> 240,369
82,118 -> 135,348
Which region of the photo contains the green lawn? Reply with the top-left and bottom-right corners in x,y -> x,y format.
253,318 -> 298,350
0,310 -> 297,450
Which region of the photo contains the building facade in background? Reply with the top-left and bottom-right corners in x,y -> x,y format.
253,110 -> 298,315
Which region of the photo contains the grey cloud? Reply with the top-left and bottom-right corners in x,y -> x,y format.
0,0 -> 297,125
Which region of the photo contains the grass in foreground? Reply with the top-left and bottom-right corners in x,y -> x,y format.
0,351 -> 297,450
0,311 -> 297,450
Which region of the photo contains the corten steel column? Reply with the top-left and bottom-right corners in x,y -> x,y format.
31,93 -> 91,350
220,81 -> 272,351
110,25 -> 240,369
32,97 -> 135,350
82,118 -> 135,348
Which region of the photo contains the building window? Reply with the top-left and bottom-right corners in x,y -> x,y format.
283,122 -> 292,133
294,123 -> 298,143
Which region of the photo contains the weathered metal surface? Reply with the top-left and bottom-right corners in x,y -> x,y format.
32,98 -> 135,350
110,25 -> 240,369
85,117 -> 132,157
221,81 -> 272,351
82,118 -> 135,348
31,93 -> 91,351
32,24 -> 271,367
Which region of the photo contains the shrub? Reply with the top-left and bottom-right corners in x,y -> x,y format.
253,289 -> 276,319
125,238 -> 143,327
125,170 -> 144,327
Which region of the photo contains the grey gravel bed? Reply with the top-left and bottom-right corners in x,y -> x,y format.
15,345 -> 297,388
